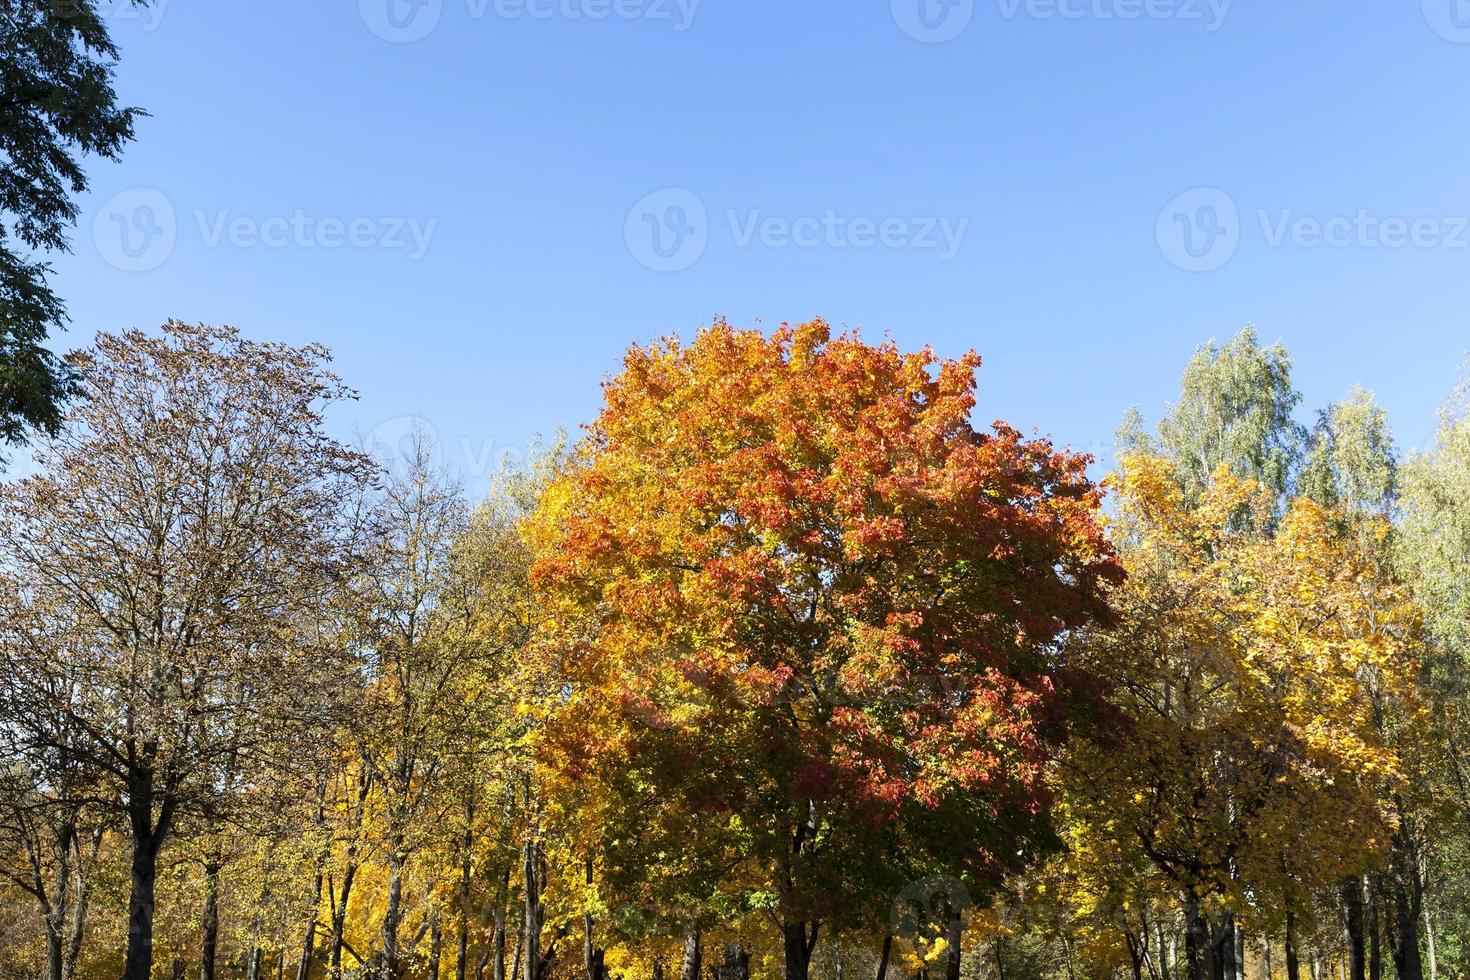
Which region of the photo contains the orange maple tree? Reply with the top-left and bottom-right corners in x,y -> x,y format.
529,320 -> 1122,980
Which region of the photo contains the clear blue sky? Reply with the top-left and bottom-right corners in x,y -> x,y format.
52,0 -> 1470,493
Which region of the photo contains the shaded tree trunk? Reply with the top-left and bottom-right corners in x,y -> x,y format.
1424,908 -> 1437,980
45,926 -> 64,980
456,806 -> 476,980
491,863 -> 512,980
713,944 -> 749,980
428,912 -> 444,980
1343,879 -> 1366,980
200,850 -> 222,980
328,858 -> 359,980
1388,882 -> 1423,980
64,828 -> 96,980
1212,915 -> 1236,980
876,933 -> 893,980
122,825 -> 166,980
1284,909 -> 1300,980
383,843 -> 406,979
1368,883 -> 1382,980
295,867 -> 323,980
524,840 -> 541,980
583,859 -> 607,980
945,911 -> 963,980
782,921 -> 819,980
1184,895 -> 1213,980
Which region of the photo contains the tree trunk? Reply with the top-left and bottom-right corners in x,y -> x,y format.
1342,879 -> 1366,980
329,859 -> 360,980
456,811 -> 476,980
524,840 -> 541,980
1184,895 -> 1212,980
428,912 -> 444,980
295,867 -> 323,980
944,910 -> 963,980
247,948 -> 263,980
1423,908 -> 1437,980
45,925 -> 64,980
1367,884 -> 1382,980
200,852 -> 222,980
491,864 -> 511,980
509,918 -> 524,980
1213,916 -> 1235,980
1389,876 -> 1424,980
122,833 -> 163,980
782,921 -> 818,980
383,846 -> 406,979
876,934 -> 893,980
714,945 -> 749,980
681,926 -> 702,980
583,859 -> 606,980
1285,909 -> 1300,980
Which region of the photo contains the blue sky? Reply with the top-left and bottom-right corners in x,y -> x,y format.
51,0 -> 1470,494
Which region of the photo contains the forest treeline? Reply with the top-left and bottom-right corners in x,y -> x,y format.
2,319 -> 1469,980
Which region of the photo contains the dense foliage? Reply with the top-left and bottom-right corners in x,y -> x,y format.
0,320 -> 1467,980
0,0 -> 145,451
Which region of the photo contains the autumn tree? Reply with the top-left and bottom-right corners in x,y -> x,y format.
0,322 -> 376,980
1061,454 -> 1421,980
530,320 -> 1121,980
0,590 -> 113,980
347,432 -> 472,979
1119,327 -> 1304,507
